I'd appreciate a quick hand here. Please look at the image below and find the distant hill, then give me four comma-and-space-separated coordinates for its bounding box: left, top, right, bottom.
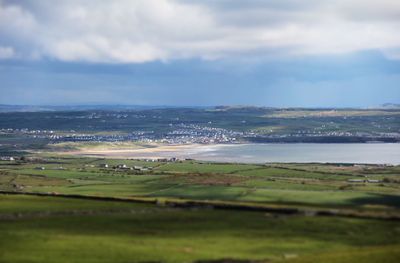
380, 103, 400, 109
0, 104, 184, 112
1, 104, 399, 113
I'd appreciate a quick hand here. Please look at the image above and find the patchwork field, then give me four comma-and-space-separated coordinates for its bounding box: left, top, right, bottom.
1, 156, 400, 262
1, 157, 400, 209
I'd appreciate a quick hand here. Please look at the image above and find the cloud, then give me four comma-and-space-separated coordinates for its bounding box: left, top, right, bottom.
1, 0, 400, 63
0, 46, 14, 59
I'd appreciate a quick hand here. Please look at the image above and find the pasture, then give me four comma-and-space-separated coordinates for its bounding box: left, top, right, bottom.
1, 156, 400, 262
0, 194, 399, 263
1, 157, 400, 210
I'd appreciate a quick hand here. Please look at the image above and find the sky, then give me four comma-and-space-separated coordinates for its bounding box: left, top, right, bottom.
0, 0, 399, 107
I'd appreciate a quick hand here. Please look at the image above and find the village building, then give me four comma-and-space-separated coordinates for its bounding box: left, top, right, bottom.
347, 179, 364, 183
0, 156, 15, 161
367, 179, 381, 183
116, 164, 130, 169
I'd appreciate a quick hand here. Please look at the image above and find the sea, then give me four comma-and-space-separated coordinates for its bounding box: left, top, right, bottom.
182, 143, 400, 164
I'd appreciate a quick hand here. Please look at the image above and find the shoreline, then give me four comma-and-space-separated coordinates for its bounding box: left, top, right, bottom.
58, 143, 217, 159
47, 142, 400, 165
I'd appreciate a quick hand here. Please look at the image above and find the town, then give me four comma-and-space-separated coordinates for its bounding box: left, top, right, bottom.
1, 123, 399, 145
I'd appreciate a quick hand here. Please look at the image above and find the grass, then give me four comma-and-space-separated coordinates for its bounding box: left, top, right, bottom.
236, 167, 352, 180
0, 194, 399, 263
1, 157, 400, 262
0, 194, 145, 213
1, 158, 399, 211
157, 162, 261, 174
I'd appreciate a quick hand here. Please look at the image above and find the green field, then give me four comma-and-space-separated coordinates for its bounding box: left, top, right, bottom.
1, 156, 400, 262
1, 158, 399, 209
1, 194, 399, 263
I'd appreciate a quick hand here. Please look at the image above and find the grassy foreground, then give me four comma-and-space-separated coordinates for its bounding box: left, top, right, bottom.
1, 156, 400, 262
1, 194, 400, 263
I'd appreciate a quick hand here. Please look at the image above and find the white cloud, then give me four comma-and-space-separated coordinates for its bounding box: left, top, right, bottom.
0, 46, 14, 59
1, 0, 400, 63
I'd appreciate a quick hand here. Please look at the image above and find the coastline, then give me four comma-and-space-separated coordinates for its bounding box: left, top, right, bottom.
49, 142, 400, 165
59, 143, 219, 159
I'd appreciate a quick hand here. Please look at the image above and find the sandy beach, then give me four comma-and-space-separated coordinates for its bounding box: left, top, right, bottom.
63, 143, 217, 159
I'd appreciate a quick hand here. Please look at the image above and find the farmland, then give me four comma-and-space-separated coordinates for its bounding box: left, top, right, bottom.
1, 0, 399, 260
0, 194, 400, 263
1, 157, 400, 209
1, 155, 400, 262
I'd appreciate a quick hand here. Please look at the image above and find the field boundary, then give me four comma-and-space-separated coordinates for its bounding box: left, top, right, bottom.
1, 190, 399, 221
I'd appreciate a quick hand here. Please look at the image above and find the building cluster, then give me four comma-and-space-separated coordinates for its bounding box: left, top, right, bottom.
248, 129, 400, 140
2, 119, 400, 145
0, 156, 14, 161
1, 128, 55, 134
100, 163, 154, 172
347, 179, 381, 183
161, 124, 244, 144
0, 124, 248, 144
